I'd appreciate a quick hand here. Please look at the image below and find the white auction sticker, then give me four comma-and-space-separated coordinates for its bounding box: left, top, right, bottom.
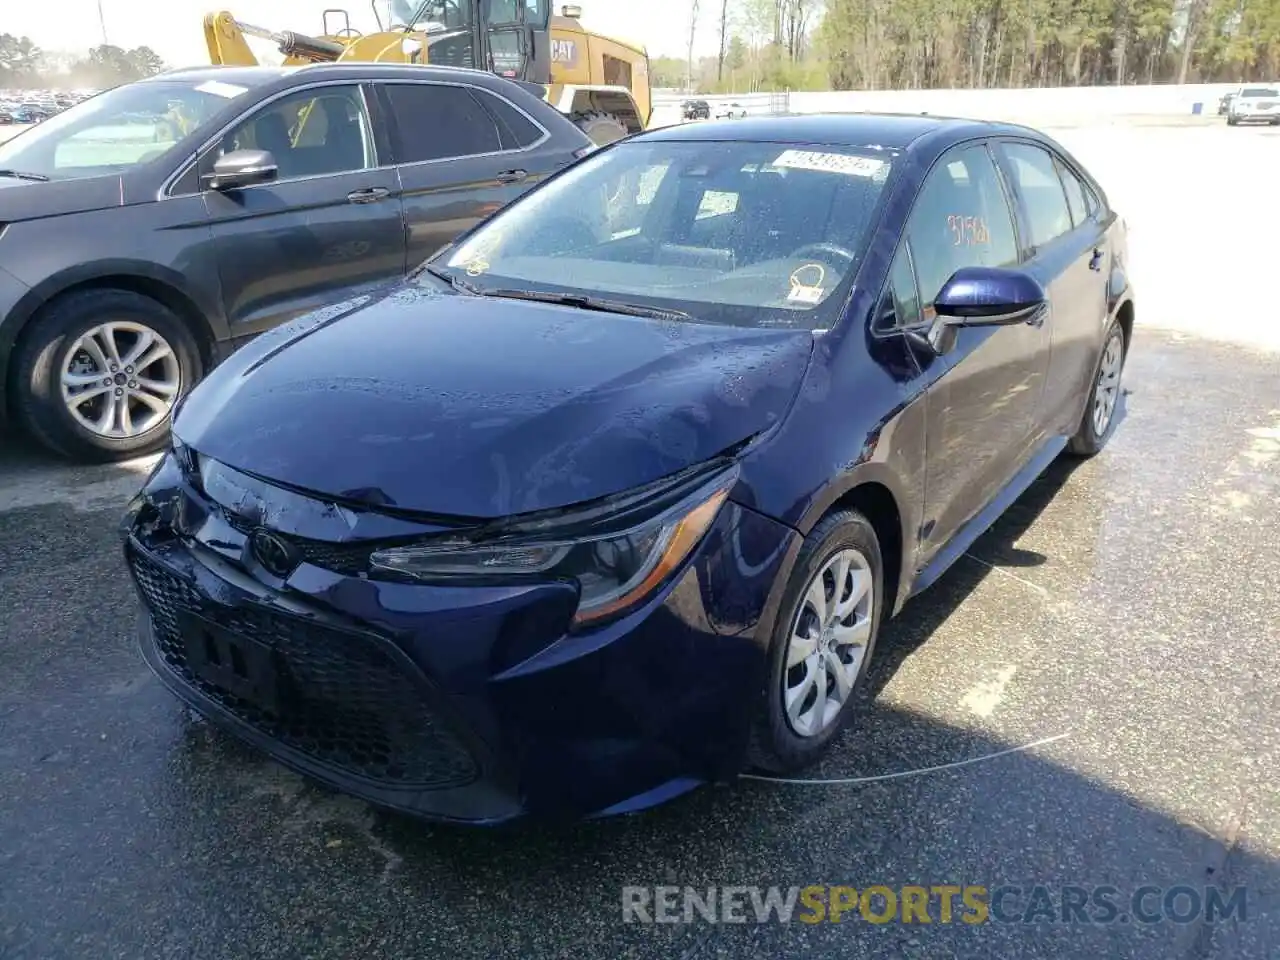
787, 284, 824, 304
195, 80, 249, 99
773, 149, 888, 178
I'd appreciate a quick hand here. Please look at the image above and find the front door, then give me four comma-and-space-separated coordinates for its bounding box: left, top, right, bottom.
202, 84, 406, 339
910, 142, 1053, 562
996, 140, 1112, 438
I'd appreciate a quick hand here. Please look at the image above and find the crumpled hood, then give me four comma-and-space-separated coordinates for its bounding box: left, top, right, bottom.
176, 285, 815, 519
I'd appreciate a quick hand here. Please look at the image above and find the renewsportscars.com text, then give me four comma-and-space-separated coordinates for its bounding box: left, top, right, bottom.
621, 884, 1248, 926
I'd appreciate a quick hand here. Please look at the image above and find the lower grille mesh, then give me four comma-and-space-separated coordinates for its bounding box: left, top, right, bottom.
129, 545, 477, 789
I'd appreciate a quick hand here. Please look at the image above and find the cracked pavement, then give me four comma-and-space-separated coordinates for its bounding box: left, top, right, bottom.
1, 121, 1278, 959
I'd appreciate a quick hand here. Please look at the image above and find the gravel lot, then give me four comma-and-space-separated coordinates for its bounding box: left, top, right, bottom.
1, 116, 1278, 959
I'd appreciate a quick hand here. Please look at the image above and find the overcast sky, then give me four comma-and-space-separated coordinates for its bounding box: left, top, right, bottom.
8, 0, 722, 64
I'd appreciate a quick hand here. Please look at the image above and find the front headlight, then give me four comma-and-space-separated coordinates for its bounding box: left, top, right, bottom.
370, 467, 737, 629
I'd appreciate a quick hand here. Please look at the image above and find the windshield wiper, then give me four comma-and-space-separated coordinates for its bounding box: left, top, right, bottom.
0, 169, 50, 182
483, 288, 695, 323
421, 263, 483, 296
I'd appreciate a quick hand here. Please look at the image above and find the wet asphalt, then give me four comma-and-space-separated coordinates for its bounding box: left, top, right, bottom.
2, 326, 1278, 960
4, 117, 1280, 958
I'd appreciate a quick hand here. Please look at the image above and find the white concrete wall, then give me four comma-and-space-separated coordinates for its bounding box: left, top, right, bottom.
654, 83, 1245, 126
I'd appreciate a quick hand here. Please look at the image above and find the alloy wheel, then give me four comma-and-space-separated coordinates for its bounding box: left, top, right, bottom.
1092, 330, 1124, 437
781, 547, 874, 738
60, 321, 181, 439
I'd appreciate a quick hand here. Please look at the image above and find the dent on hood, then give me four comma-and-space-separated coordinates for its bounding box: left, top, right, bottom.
176, 286, 817, 519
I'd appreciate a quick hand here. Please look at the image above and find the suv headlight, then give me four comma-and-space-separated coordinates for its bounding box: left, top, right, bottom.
370, 466, 738, 628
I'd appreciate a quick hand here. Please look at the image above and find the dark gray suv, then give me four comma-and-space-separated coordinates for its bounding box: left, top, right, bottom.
0, 63, 593, 461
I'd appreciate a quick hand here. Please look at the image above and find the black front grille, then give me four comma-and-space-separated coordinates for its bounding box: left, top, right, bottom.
130, 545, 478, 790
223, 512, 373, 575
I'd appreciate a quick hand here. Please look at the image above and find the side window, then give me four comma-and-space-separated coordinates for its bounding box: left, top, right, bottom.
1054, 158, 1088, 227
905, 144, 1019, 310
1001, 142, 1073, 249
383, 83, 502, 162
475, 89, 544, 150
877, 247, 922, 331
219, 86, 373, 181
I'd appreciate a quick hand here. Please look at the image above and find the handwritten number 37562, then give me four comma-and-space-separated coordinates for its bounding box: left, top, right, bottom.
948, 215, 990, 246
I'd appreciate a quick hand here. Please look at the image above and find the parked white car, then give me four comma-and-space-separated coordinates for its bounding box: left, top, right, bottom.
715, 102, 748, 118
1226, 85, 1280, 125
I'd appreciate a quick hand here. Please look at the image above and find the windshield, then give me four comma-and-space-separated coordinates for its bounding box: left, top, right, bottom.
0, 79, 257, 181
1241, 87, 1278, 98
429, 139, 895, 331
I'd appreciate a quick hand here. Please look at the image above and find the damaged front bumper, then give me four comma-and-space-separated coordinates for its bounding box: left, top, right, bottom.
123, 450, 801, 823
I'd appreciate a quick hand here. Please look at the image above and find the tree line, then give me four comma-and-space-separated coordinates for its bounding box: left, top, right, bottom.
0, 33, 165, 90
658, 0, 1280, 92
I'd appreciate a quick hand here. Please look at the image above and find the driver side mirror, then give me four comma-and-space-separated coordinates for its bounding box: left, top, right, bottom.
933, 265, 1046, 326
907, 265, 1047, 356
202, 149, 278, 192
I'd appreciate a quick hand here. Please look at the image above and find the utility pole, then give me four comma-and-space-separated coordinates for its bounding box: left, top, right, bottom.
97, 0, 110, 45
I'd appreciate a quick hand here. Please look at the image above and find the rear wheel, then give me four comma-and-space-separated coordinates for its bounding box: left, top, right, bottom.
571, 110, 629, 146
12, 289, 203, 462
1067, 319, 1126, 457
748, 509, 883, 773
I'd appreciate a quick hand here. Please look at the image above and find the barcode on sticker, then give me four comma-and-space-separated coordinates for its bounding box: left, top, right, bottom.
773, 150, 887, 178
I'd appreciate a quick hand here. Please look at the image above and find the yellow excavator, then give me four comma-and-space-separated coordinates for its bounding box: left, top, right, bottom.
203, 0, 651, 144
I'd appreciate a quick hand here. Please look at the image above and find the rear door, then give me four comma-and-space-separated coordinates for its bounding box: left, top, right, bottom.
906, 142, 1053, 561
994, 140, 1110, 439
375, 80, 571, 267
201, 83, 406, 339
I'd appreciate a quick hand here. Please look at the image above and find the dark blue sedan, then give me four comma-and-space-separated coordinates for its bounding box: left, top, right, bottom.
124, 113, 1133, 823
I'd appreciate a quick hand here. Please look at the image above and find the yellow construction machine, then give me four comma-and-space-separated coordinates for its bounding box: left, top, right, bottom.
202, 1, 650, 144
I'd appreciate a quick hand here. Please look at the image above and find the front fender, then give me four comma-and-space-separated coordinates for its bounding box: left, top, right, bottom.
0, 259, 226, 423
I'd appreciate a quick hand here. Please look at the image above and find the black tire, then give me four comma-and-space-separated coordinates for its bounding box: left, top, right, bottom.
747, 509, 885, 774
1067, 318, 1127, 458
12, 289, 203, 462
1227, 115, 1239, 126
571, 110, 630, 146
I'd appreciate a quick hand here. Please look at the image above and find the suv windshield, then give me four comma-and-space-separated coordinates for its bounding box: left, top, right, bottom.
0, 78, 259, 181
429, 139, 895, 330
1241, 87, 1278, 98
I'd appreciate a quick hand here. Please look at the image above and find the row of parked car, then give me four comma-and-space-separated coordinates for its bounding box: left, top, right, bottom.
1216, 83, 1280, 124
0, 88, 98, 124
681, 98, 750, 120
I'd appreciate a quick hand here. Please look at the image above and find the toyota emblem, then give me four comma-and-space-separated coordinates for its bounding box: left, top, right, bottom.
250, 528, 297, 577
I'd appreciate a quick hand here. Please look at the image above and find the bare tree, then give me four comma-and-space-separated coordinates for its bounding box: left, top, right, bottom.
718, 0, 731, 81
687, 0, 701, 92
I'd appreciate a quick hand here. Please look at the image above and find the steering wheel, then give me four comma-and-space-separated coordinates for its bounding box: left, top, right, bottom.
788, 242, 858, 269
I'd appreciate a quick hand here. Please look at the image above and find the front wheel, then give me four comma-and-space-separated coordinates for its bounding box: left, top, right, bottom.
12, 289, 203, 462
1067, 318, 1126, 457
748, 509, 884, 774
1227, 115, 1239, 126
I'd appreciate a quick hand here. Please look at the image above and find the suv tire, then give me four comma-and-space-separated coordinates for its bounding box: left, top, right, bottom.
13, 289, 203, 462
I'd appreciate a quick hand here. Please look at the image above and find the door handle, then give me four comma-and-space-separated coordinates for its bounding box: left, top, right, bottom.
347, 187, 390, 204
496, 169, 528, 184
1088, 247, 1104, 271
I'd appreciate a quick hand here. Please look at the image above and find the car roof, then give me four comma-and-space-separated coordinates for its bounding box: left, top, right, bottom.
150, 62, 524, 90
641, 112, 1040, 150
